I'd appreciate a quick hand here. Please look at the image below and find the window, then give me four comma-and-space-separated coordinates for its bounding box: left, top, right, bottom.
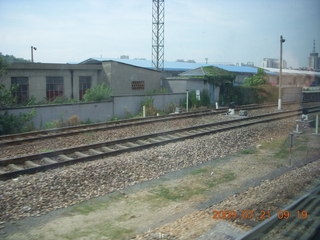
46, 77, 64, 101
11, 77, 28, 103
79, 76, 91, 100
132, 81, 144, 90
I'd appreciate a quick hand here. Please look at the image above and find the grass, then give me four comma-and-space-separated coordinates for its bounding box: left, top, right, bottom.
39, 149, 54, 153
69, 193, 125, 215
60, 222, 134, 240
240, 148, 257, 154
204, 171, 236, 188
272, 135, 310, 159
191, 167, 210, 175
150, 185, 206, 202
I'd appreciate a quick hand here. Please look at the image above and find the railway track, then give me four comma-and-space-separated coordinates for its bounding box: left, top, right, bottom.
0, 102, 300, 146
237, 183, 320, 240
1, 106, 319, 181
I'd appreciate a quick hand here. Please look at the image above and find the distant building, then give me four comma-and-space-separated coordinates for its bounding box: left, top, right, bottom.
262, 67, 320, 88
262, 58, 287, 69
308, 40, 320, 70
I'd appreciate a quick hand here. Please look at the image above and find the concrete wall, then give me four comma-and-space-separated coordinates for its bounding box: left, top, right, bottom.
282, 87, 302, 102
102, 62, 161, 96
0, 93, 185, 129
234, 73, 253, 86
163, 79, 207, 93
302, 91, 320, 102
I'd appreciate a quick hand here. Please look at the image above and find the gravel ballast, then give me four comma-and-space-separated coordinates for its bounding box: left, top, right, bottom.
0, 118, 298, 222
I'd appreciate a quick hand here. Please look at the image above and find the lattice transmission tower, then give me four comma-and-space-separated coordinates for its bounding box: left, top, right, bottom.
152, 0, 165, 70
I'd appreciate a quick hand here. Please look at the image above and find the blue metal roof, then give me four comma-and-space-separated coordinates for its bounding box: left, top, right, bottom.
81, 58, 265, 74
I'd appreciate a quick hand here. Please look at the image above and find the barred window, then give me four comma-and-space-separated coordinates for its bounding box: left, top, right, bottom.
46, 77, 64, 101
79, 76, 91, 100
131, 81, 144, 90
11, 77, 29, 103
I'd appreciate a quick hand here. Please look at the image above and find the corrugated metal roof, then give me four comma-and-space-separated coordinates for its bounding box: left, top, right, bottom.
263, 67, 320, 76
81, 58, 262, 74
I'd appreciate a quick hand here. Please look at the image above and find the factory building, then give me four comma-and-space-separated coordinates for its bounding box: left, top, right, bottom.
308, 40, 320, 71
261, 58, 287, 69
163, 65, 261, 104
1, 63, 103, 103
0, 60, 162, 103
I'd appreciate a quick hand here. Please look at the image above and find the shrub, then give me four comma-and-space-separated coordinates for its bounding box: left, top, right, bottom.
140, 96, 157, 116
219, 85, 278, 106
83, 83, 112, 102
0, 109, 36, 135
67, 115, 81, 126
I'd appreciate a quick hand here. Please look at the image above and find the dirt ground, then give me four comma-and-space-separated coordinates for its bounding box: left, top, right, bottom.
2, 125, 320, 240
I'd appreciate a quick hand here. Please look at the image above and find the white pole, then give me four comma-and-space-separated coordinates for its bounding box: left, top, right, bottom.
186, 90, 189, 112
316, 114, 319, 134
278, 35, 285, 111
215, 102, 219, 109
143, 105, 146, 118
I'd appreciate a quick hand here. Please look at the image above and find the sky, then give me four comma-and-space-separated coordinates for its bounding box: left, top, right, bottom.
0, 0, 319, 68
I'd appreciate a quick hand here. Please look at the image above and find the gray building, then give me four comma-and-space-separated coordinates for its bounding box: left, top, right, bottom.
0, 60, 162, 104
308, 40, 320, 71
164, 65, 260, 104
1, 63, 103, 103
262, 58, 287, 69
82, 60, 161, 96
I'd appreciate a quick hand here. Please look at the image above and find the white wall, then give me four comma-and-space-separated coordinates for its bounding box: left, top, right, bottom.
0, 93, 185, 128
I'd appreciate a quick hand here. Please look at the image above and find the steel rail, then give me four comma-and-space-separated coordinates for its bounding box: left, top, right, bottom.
237, 183, 320, 240
1, 106, 319, 180
0, 102, 303, 146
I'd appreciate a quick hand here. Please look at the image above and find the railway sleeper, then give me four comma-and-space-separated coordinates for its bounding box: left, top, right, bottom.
74, 151, 89, 158
136, 140, 150, 145
8, 164, 23, 171
166, 134, 180, 139
25, 161, 40, 168
89, 149, 103, 155
126, 142, 140, 147
174, 133, 190, 137
147, 138, 161, 143
42, 157, 57, 164
101, 146, 115, 152
58, 154, 74, 161
155, 136, 171, 141
116, 144, 129, 150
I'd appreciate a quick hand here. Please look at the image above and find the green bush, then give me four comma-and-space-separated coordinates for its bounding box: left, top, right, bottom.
140, 96, 158, 116
243, 68, 267, 86
219, 85, 278, 106
0, 109, 36, 135
180, 89, 211, 109
83, 83, 112, 102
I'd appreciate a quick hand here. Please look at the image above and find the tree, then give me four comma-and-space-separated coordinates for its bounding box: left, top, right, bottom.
243, 68, 268, 86
0, 57, 17, 108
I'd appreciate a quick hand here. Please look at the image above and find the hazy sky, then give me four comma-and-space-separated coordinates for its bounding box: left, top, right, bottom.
1, 0, 319, 67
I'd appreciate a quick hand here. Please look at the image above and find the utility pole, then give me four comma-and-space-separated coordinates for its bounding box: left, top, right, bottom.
278, 36, 285, 110
152, 0, 165, 70
31, 46, 37, 62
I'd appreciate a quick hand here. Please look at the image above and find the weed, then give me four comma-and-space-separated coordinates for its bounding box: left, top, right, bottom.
191, 167, 210, 175
240, 148, 257, 154
69, 193, 124, 215
67, 115, 80, 126
150, 185, 205, 202
204, 171, 236, 188
60, 222, 133, 240
39, 149, 54, 153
